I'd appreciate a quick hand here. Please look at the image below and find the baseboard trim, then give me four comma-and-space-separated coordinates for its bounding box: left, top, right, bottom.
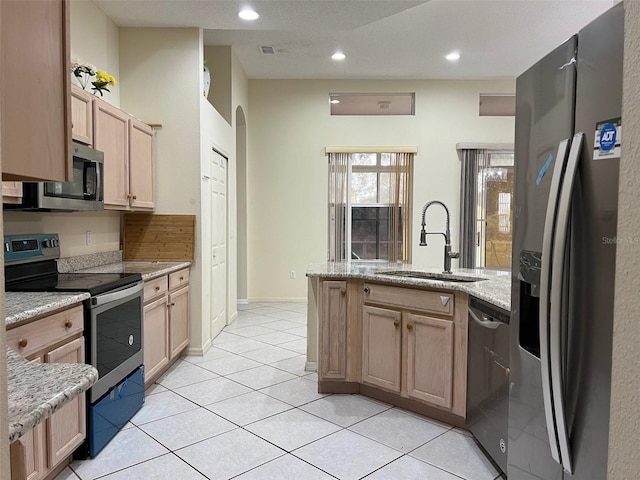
237, 299, 249, 305
185, 337, 211, 357
247, 297, 307, 303
228, 311, 238, 323
305, 361, 317, 372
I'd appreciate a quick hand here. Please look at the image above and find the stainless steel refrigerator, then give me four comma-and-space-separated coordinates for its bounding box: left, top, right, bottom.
509, 3, 623, 480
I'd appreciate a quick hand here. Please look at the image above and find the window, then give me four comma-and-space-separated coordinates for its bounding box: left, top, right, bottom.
329, 94, 415, 116
328, 152, 413, 263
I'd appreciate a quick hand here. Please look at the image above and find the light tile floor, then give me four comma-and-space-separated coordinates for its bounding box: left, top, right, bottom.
57, 303, 503, 480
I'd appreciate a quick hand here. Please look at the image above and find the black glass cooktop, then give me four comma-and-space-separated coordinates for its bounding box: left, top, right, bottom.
6, 272, 142, 296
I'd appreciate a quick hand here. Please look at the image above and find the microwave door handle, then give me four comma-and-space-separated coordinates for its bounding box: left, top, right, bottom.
540, 137, 571, 466
549, 132, 583, 474
95, 161, 102, 200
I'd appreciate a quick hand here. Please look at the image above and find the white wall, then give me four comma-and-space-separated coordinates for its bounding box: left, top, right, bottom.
70, 0, 120, 108
609, 1, 640, 477
247, 79, 515, 301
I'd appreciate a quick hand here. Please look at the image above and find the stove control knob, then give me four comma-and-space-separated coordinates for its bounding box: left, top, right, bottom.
4, 243, 9, 253
42, 239, 50, 248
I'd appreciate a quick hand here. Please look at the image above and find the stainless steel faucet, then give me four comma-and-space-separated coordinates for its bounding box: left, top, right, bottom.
420, 200, 459, 274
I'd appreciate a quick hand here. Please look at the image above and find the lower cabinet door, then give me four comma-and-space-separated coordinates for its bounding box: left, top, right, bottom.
169, 285, 190, 359
362, 305, 401, 392
45, 337, 86, 468
404, 313, 454, 408
319, 280, 348, 380
143, 295, 170, 383
10, 424, 46, 480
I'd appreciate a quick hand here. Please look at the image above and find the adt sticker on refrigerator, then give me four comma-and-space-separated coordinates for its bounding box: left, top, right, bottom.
593, 117, 621, 160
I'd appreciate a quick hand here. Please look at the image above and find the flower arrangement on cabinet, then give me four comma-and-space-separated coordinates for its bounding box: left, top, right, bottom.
71, 59, 117, 96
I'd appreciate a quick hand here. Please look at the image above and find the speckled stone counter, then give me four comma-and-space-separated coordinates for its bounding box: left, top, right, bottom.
5, 292, 90, 328
306, 262, 511, 311
7, 347, 98, 443
76, 260, 191, 281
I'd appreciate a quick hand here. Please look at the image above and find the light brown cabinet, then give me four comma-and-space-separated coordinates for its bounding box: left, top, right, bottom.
7, 306, 86, 480
318, 279, 468, 420
93, 97, 155, 211
1, 0, 72, 182
2, 182, 23, 204
362, 305, 402, 392
71, 85, 94, 145
143, 268, 190, 385
319, 280, 348, 381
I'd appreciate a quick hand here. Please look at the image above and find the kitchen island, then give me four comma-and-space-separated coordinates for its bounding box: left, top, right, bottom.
306, 262, 511, 426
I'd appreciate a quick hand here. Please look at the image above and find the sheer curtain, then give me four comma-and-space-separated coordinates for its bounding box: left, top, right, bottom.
459, 149, 486, 268
328, 152, 349, 261
328, 151, 413, 263
388, 152, 413, 263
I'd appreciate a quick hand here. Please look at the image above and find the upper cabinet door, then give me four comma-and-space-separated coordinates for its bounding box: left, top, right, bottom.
1, 0, 72, 182
129, 119, 155, 210
71, 85, 93, 146
93, 97, 130, 208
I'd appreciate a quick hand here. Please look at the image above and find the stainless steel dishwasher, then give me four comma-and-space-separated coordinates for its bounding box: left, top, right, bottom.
466, 296, 510, 474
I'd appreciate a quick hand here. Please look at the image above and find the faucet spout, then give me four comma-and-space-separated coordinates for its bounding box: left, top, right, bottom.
419, 200, 459, 274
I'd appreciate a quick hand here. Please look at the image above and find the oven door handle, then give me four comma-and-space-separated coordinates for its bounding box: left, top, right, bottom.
91, 281, 143, 306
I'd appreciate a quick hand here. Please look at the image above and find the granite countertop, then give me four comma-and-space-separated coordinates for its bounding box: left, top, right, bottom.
5, 292, 90, 328
306, 262, 511, 311
7, 347, 98, 443
76, 260, 192, 281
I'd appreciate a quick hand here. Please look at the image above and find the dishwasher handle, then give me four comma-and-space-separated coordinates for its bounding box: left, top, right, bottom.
469, 307, 503, 330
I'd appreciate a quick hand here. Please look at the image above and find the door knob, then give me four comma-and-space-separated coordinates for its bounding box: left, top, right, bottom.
407, 324, 413, 331
393, 320, 400, 328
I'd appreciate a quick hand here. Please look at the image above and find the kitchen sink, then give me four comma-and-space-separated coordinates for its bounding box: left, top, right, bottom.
378, 270, 486, 282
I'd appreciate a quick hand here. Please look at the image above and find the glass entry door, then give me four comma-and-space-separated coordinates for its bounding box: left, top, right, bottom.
475, 152, 514, 269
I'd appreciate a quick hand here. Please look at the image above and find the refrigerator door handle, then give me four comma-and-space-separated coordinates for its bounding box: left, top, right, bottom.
549, 132, 584, 474
540, 137, 571, 466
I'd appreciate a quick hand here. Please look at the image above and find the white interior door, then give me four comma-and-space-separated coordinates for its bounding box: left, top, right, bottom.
211, 148, 227, 336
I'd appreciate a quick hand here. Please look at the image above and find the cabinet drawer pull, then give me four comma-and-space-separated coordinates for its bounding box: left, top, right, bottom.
340, 287, 346, 296
18, 338, 28, 348
155, 286, 160, 291
407, 324, 413, 331
393, 320, 400, 328
65, 320, 73, 329
364, 287, 370, 295
179, 276, 184, 281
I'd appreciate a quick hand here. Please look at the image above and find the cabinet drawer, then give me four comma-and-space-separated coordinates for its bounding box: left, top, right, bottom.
6, 306, 84, 359
169, 268, 189, 290
363, 283, 454, 317
144, 275, 168, 302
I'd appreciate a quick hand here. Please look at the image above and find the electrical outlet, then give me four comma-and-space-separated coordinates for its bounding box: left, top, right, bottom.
290, 270, 296, 279
86, 231, 92, 246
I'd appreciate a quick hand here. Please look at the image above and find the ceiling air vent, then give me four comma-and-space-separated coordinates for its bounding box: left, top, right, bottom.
259, 46, 275, 55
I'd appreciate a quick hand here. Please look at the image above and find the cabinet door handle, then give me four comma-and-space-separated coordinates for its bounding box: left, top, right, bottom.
393, 320, 400, 328
18, 338, 28, 348
65, 320, 73, 329
340, 287, 346, 296
364, 287, 370, 295
132, 195, 137, 200
167, 302, 176, 307
155, 286, 160, 291
126, 194, 132, 199
407, 324, 413, 331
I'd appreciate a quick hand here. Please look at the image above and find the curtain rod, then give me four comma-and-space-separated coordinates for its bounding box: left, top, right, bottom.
325, 146, 418, 154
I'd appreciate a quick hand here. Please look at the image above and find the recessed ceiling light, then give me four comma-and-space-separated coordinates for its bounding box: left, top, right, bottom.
332, 52, 346, 61
238, 9, 259, 20
446, 51, 461, 61
330, 99, 340, 104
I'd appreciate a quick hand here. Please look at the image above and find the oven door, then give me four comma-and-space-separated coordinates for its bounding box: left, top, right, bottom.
87, 281, 144, 403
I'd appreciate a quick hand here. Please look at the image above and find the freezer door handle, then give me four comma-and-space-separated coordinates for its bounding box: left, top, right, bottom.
540, 137, 571, 466
549, 132, 584, 474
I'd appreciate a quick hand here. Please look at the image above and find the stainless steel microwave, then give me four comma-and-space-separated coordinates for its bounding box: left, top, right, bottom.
4, 142, 104, 211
